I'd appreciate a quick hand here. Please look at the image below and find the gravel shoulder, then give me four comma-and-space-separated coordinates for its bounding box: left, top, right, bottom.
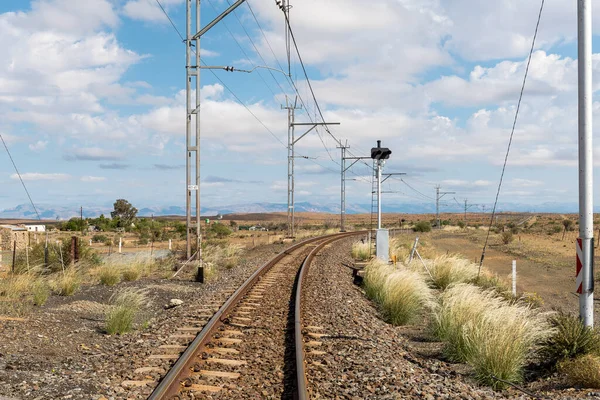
0, 242, 285, 400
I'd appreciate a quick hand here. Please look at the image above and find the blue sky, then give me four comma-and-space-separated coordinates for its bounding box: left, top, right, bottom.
1, 0, 600, 214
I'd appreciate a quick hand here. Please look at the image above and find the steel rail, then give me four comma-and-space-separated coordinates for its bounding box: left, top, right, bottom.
294, 232, 360, 399
148, 231, 361, 400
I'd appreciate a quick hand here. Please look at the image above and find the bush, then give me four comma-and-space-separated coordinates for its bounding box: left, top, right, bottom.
381, 269, 433, 325
548, 225, 563, 235
351, 242, 371, 261
457, 221, 466, 229
427, 255, 478, 290
559, 354, 600, 388
413, 221, 432, 233
52, 269, 81, 296
541, 312, 600, 363
98, 266, 121, 286
92, 234, 108, 243
105, 288, 148, 335
500, 231, 514, 244
208, 223, 232, 238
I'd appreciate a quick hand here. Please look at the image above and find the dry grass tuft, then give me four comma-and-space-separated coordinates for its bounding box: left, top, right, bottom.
363, 259, 395, 303
51, 269, 81, 296
105, 288, 148, 335
351, 241, 371, 261
559, 354, 600, 388
381, 268, 433, 325
427, 255, 478, 290
98, 266, 121, 286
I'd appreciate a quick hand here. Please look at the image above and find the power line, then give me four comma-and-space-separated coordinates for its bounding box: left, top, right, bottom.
479, 0, 545, 273
398, 178, 435, 200
205, 0, 279, 99
154, 0, 287, 148
224, 0, 289, 96
0, 134, 42, 221
246, 0, 287, 77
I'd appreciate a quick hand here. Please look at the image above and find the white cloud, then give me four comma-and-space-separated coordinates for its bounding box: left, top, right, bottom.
29, 140, 48, 152
11, 173, 70, 181
81, 176, 107, 182
65, 147, 125, 161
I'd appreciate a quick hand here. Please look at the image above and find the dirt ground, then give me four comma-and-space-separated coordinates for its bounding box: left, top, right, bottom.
419, 228, 593, 317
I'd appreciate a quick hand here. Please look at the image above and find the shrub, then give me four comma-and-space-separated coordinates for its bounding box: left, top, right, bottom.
559, 355, 600, 388
500, 231, 514, 244
52, 269, 81, 296
472, 271, 510, 296
351, 242, 371, 261
381, 269, 433, 325
413, 221, 432, 233
548, 225, 563, 235
105, 288, 148, 335
428, 255, 478, 290
541, 312, 600, 363
457, 221, 466, 229
208, 223, 232, 238
98, 266, 121, 286
363, 259, 395, 303
92, 234, 108, 243
0, 273, 33, 299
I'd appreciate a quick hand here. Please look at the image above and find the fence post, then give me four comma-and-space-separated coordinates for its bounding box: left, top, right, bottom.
512, 260, 517, 297
119, 237, 122, 253
71, 236, 79, 264
12, 240, 16, 273
169, 239, 172, 250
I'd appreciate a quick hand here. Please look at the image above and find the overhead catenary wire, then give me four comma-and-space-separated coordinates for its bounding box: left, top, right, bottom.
0, 133, 42, 222
478, 0, 545, 276
154, 0, 287, 148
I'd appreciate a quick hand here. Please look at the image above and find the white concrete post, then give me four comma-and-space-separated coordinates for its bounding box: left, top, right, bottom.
118, 237, 122, 253
512, 260, 517, 297
169, 239, 172, 250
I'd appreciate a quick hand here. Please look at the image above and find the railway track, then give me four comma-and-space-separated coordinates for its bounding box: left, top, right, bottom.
143, 231, 361, 399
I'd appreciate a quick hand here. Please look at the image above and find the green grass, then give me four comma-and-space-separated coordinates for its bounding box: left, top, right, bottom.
541, 311, 600, 363
105, 288, 148, 335
31, 280, 50, 306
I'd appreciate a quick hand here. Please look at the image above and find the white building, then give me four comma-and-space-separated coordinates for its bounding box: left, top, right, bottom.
25, 224, 46, 232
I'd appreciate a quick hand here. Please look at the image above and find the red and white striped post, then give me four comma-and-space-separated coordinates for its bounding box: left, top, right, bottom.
578, 0, 594, 327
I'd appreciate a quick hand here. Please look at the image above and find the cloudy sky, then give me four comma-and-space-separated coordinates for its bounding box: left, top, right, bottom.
0, 0, 599, 213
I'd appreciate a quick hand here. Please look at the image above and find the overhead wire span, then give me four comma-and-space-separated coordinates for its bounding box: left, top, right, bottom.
0, 134, 42, 222
154, 0, 287, 148
398, 178, 435, 201
478, 0, 545, 276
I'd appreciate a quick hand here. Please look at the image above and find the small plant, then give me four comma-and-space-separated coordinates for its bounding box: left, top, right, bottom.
105, 288, 148, 335
521, 292, 544, 308
413, 221, 432, 233
52, 269, 81, 296
541, 311, 600, 363
500, 231, 514, 245
32, 280, 50, 306
98, 266, 121, 286
122, 266, 141, 281
351, 241, 371, 261
381, 269, 433, 325
559, 354, 600, 388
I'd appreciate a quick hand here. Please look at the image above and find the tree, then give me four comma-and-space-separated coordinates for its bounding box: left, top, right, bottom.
111, 199, 138, 228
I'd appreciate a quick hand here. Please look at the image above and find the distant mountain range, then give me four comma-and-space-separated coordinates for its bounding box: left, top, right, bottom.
0, 201, 592, 220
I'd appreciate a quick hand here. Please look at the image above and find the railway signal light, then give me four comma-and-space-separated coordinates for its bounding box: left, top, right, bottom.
371, 140, 392, 160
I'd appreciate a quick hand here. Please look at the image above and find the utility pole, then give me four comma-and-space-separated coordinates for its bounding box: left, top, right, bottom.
578, 0, 594, 326
283, 97, 339, 237
185, 0, 247, 261
370, 140, 392, 261
463, 199, 478, 225
435, 186, 455, 229
338, 142, 371, 232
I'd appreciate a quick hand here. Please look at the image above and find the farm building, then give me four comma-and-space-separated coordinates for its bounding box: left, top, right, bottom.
0, 225, 28, 252
25, 224, 46, 232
